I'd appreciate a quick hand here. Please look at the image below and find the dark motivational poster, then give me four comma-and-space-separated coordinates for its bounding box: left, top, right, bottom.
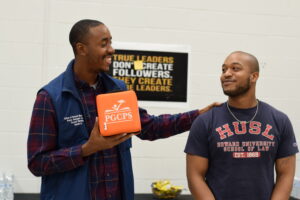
108, 49, 188, 102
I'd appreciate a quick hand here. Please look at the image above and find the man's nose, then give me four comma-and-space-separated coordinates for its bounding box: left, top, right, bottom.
223, 69, 232, 77
108, 44, 115, 54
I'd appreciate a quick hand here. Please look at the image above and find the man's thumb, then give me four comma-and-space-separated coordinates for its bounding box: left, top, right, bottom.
94, 117, 99, 130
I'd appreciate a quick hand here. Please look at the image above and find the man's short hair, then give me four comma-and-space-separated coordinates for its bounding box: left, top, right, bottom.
232, 51, 260, 72
69, 19, 104, 55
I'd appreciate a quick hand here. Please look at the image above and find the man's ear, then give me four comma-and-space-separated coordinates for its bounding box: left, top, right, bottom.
76, 42, 87, 56
250, 72, 259, 83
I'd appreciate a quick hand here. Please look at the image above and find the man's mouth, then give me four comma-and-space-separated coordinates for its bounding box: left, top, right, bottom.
105, 56, 112, 65
222, 80, 235, 86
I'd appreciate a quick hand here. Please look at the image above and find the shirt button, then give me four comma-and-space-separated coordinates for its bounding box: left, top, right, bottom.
108, 194, 112, 198
106, 173, 110, 177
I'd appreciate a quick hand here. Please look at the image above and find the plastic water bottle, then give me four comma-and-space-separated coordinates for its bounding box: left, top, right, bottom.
0, 172, 14, 200
4, 172, 14, 200
0, 172, 5, 200
291, 177, 300, 199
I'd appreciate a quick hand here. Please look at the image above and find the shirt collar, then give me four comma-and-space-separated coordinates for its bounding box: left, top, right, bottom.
73, 67, 103, 90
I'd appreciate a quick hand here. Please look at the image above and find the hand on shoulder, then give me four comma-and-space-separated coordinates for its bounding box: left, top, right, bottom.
198, 102, 222, 115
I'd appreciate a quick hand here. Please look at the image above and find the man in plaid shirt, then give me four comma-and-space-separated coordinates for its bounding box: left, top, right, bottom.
27, 19, 217, 200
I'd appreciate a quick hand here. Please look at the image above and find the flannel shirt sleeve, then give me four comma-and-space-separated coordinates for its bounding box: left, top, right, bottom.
27, 90, 85, 176
137, 107, 199, 140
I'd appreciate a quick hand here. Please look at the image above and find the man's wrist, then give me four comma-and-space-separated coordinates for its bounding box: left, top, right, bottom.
81, 142, 94, 157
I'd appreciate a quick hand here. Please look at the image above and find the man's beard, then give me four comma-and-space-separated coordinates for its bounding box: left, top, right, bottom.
222, 77, 251, 97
